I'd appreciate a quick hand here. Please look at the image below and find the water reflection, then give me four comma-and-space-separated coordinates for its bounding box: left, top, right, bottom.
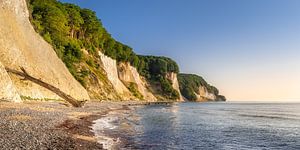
127, 102, 300, 150
132, 104, 180, 149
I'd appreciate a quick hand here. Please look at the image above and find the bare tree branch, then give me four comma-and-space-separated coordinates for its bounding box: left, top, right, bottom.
5, 67, 86, 107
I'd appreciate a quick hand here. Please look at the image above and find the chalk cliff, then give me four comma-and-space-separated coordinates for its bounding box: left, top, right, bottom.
165, 72, 183, 101
118, 62, 157, 101
178, 73, 226, 102
0, 0, 90, 101
0, 62, 21, 102
98, 52, 134, 100
0, 0, 225, 103
195, 86, 217, 101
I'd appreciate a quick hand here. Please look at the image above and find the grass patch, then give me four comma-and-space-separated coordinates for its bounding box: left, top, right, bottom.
20, 95, 62, 102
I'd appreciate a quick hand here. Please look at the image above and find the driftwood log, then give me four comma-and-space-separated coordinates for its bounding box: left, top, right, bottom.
5, 67, 86, 107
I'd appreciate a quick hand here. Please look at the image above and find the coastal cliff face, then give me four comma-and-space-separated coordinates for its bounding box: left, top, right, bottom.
0, 0, 90, 100
0, 62, 21, 102
118, 62, 157, 101
195, 86, 217, 101
0, 0, 225, 103
178, 74, 226, 102
98, 52, 134, 100
165, 72, 183, 101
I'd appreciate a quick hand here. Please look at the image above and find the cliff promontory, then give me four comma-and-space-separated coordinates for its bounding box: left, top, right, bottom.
178, 74, 226, 101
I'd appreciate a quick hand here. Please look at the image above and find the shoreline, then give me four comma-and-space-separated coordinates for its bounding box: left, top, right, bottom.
0, 100, 143, 149
0, 100, 177, 149
59, 102, 136, 149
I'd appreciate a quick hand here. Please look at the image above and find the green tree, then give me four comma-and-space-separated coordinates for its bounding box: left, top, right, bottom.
29, 0, 182, 100
64, 4, 84, 39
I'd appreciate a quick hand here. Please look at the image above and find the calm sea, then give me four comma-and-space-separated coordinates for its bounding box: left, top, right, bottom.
94, 102, 300, 150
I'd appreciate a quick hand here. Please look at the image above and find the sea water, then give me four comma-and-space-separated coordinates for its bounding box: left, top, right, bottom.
94, 102, 300, 150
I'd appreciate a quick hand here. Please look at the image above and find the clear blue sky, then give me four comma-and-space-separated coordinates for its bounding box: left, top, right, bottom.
61, 0, 300, 101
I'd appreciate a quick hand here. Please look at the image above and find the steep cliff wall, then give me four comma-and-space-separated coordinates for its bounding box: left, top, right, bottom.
0, 62, 21, 102
98, 52, 134, 100
165, 72, 183, 101
0, 0, 90, 100
195, 86, 217, 101
118, 62, 157, 101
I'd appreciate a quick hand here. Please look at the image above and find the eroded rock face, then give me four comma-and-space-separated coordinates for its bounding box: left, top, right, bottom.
165, 72, 183, 101
0, 62, 21, 102
0, 0, 90, 100
195, 86, 216, 101
118, 62, 157, 101
98, 52, 133, 100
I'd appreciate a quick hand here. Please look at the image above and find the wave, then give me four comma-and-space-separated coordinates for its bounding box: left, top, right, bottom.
238, 114, 299, 120
91, 113, 120, 150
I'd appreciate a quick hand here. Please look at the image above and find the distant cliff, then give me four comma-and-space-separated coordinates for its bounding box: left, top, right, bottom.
178, 74, 226, 101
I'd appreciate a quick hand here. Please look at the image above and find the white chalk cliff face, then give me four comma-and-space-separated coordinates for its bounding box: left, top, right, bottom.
165, 72, 183, 100
0, 0, 90, 100
98, 52, 133, 100
0, 62, 21, 102
118, 62, 157, 101
195, 86, 216, 101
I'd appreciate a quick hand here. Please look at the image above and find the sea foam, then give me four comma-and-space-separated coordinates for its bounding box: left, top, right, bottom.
91, 112, 120, 150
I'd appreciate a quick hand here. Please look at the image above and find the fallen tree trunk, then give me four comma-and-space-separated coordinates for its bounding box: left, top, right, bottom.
5, 67, 86, 107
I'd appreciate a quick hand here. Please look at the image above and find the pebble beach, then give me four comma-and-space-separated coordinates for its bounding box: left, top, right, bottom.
0, 101, 136, 149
